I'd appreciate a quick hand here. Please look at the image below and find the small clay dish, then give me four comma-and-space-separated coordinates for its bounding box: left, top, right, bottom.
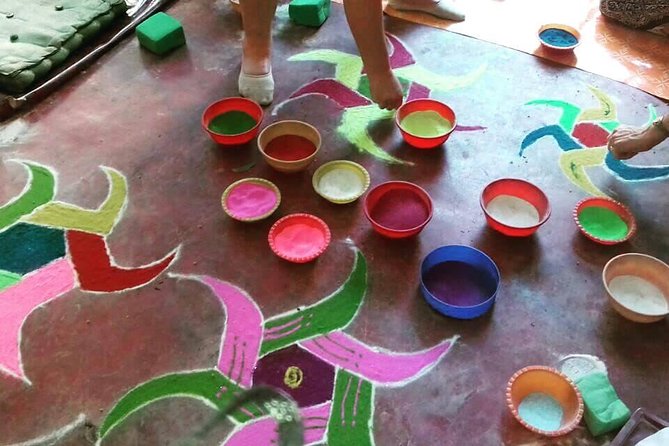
396, 99, 457, 149
573, 197, 636, 245
602, 253, 669, 323
312, 160, 370, 204
480, 178, 551, 237
268, 213, 331, 263
538, 23, 581, 51
506, 366, 584, 437
420, 245, 500, 320
222, 178, 281, 222
363, 181, 433, 239
258, 120, 321, 173
202, 97, 263, 146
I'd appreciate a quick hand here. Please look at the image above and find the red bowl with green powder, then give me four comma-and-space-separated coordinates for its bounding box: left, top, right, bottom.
364, 181, 433, 238
574, 197, 636, 245
202, 97, 264, 146
396, 99, 456, 149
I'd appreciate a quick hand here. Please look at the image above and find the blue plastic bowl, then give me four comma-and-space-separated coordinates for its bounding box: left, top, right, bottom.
420, 245, 500, 319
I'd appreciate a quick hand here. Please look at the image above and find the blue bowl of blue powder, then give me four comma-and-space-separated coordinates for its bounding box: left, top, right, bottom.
538, 24, 581, 51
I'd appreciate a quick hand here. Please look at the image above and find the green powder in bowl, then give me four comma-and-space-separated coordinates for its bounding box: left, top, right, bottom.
400, 110, 453, 138
578, 206, 629, 241
208, 111, 257, 135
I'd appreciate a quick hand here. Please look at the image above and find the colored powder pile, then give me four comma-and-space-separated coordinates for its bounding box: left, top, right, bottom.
400, 111, 452, 138
318, 168, 365, 201
485, 195, 540, 228
208, 111, 257, 135
423, 261, 496, 306
265, 135, 317, 161
225, 183, 278, 219
518, 393, 564, 432
370, 189, 429, 230
608, 275, 668, 315
539, 28, 578, 48
273, 221, 326, 258
578, 207, 629, 241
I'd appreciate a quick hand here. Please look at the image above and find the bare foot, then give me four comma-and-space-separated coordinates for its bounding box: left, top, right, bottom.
607, 124, 667, 160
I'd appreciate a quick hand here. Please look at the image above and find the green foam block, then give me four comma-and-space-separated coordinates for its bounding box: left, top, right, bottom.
575, 372, 631, 437
136, 12, 186, 55
289, 0, 331, 27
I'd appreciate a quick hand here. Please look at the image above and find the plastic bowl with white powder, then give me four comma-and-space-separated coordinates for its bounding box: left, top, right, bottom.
312, 160, 370, 204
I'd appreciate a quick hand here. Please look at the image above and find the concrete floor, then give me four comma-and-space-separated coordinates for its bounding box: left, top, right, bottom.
0, 1, 668, 445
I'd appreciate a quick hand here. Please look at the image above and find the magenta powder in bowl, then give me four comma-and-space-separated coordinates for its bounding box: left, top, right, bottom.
222, 178, 281, 222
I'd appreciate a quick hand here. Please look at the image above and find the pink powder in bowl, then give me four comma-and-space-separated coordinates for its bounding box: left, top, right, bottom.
225, 181, 279, 221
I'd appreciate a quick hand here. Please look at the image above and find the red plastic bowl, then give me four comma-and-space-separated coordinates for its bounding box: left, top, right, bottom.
364, 181, 433, 239
268, 213, 331, 263
573, 197, 636, 245
202, 97, 264, 146
480, 178, 551, 237
395, 99, 457, 149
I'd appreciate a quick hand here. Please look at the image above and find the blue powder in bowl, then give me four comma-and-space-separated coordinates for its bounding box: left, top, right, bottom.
518, 392, 564, 431
539, 28, 578, 48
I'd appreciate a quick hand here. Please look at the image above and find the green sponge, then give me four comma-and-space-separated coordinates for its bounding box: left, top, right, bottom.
136, 12, 186, 55
575, 372, 631, 436
289, 0, 331, 27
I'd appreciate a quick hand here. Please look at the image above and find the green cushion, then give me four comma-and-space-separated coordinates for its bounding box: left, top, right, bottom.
289, 0, 331, 27
136, 12, 185, 55
0, 0, 126, 93
575, 372, 631, 436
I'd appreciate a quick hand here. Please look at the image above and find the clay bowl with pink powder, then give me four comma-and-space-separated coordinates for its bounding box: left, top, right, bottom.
222, 178, 281, 222
363, 181, 433, 239
268, 213, 331, 263
258, 120, 321, 173
420, 245, 500, 319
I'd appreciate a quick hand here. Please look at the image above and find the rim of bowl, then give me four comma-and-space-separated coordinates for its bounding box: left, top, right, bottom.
202, 97, 264, 137
364, 181, 434, 234
505, 365, 584, 437
479, 178, 552, 230
221, 177, 281, 222
258, 120, 322, 165
573, 197, 637, 244
312, 160, 371, 203
602, 252, 669, 317
537, 23, 582, 50
268, 213, 332, 262
395, 99, 458, 140
420, 244, 501, 309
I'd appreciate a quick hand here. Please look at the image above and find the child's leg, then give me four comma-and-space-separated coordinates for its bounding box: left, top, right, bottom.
239, 0, 278, 105
387, 0, 465, 22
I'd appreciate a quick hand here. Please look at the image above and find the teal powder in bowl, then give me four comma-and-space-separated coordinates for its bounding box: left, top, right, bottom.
518, 392, 564, 431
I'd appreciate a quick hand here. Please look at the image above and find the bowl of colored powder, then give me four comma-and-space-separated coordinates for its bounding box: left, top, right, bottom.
202, 97, 264, 146
268, 213, 331, 263
312, 160, 370, 204
222, 177, 281, 222
480, 178, 551, 237
363, 181, 433, 238
602, 253, 669, 323
395, 99, 456, 149
538, 23, 581, 51
420, 245, 500, 319
574, 197, 636, 245
507, 366, 584, 437
258, 120, 321, 173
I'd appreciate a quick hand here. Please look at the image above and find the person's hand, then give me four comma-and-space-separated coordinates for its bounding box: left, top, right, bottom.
607, 124, 666, 160
367, 70, 404, 110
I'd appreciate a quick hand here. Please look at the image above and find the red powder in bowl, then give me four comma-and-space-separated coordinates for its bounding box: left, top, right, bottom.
370, 189, 429, 230
265, 135, 317, 161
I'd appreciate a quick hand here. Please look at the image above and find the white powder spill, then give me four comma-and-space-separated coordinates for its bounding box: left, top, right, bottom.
318, 169, 364, 201
485, 195, 540, 228
609, 275, 668, 316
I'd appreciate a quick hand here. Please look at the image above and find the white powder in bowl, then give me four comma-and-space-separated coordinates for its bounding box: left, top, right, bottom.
485, 195, 540, 228
318, 168, 364, 201
609, 275, 669, 316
